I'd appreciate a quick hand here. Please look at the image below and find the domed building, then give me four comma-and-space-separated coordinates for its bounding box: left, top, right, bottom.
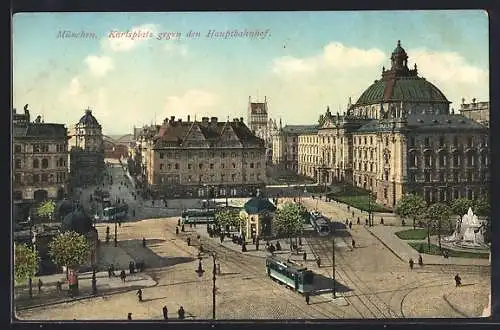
69, 108, 105, 186
302, 40, 489, 207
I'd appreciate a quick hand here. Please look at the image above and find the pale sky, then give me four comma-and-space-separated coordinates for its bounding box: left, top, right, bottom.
12, 11, 489, 135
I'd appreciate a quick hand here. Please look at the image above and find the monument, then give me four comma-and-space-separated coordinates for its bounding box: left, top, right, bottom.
443, 207, 488, 249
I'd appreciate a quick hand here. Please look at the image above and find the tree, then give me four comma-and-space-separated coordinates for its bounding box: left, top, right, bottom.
395, 194, 427, 229
48, 231, 90, 279
215, 209, 242, 230
450, 198, 473, 217
427, 203, 451, 250
14, 243, 40, 298
473, 196, 490, 217
37, 200, 56, 221
273, 203, 304, 249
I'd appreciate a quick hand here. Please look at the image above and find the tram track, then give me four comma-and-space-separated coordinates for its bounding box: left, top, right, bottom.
168, 225, 344, 319
306, 235, 393, 319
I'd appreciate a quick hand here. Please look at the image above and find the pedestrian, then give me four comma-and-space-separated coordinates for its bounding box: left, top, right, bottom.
120, 270, 127, 283
56, 280, 62, 293
220, 234, 224, 243
256, 240, 259, 251
178, 219, 181, 226
409, 258, 414, 270
305, 292, 310, 305
187, 237, 191, 246
129, 261, 135, 274
142, 237, 146, 247
37, 279, 43, 293
454, 274, 462, 287
418, 255, 423, 267
190, 223, 192, 228
176, 227, 179, 235
127, 313, 132, 320
349, 221, 352, 230
181, 224, 185, 232
108, 265, 112, 278
365, 218, 368, 225
303, 251, 307, 261
136, 288, 143, 302
178, 306, 185, 319
276, 241, 281, 251
162, 305, 168, 320
357, 217, 360, 225
380, 217, 384, 225
352, 239, 356, 248
316, 256, 321, 268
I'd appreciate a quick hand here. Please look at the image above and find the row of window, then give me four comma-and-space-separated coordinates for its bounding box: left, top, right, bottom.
14, 158, 67, 169
159, 173, 262, 183
158, 151, 262, 159
409, 136, 487, 148
158, 162, 262, 171
408, 171, 487, 183
14, 172, 67, 184
409, 153, 488, 168
14, 144, 67, 153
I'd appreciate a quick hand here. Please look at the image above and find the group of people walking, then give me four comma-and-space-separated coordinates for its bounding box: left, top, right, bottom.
127, 289, 186, 321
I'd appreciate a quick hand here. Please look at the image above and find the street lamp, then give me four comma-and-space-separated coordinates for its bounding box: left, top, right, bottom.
114, 211, 118, 247
364, 179, 374, 227
196, 251, 218, 319
332, 219, 336, 299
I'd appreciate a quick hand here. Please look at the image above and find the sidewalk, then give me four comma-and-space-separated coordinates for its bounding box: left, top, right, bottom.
15, 270, 156, 311
365, 225, 490, 266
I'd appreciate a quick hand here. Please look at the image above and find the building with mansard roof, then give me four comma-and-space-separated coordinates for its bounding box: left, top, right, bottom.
297, 40, 489, 208
137, 115, 267, 198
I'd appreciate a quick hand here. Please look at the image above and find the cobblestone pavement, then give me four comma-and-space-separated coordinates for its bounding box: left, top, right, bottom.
300, 197, 490, 318
18, 179, 489, 320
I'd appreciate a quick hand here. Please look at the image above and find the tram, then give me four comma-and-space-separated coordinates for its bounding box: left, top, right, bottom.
309, 211, 331, 236
181, 209, 216, 225
265, 256, 314, 294
102, 203, 129, 221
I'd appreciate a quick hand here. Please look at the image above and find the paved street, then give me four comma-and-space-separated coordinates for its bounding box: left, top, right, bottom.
15, 166, 490, 320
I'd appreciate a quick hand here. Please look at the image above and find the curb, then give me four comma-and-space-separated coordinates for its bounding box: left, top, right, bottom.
16, 278, 158, 312
364, 227, 491, 268
364, 226, 405, 262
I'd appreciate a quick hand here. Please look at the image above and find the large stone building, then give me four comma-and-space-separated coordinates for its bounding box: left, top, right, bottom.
13, 105, 69, 209
137, 115, 267, 198
69, 109, 105, 186
459, 98, 489, 127
272, 123, 318, 173
295, 41, 489, 207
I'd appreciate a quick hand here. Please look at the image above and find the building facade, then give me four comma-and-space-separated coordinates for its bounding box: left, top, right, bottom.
296, 41, 489, 208
272, 122, 318, 173
13, 105, 69, 205
69, 109, 105, 187
459, 98, 489, 127
138, 115, 267, 198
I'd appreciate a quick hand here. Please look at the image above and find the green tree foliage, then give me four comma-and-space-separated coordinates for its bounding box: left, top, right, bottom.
426, 203, 451, 250
37, 200, 56, 219
273, 203, 304, 239
450, 198, 473, 216
14, 243, 40, 285
215, 209, 242, 229
395, 194, 427, 229
473, 196, 490, 217
48, 231, 90, 273
296, 203, 310, 223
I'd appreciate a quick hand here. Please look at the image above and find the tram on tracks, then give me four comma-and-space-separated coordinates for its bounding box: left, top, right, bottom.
181, 209, 216, 225
309, 211, 331, 236
265, 255, 314, 294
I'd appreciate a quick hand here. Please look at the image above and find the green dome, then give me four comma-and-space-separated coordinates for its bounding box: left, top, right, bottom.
355, 76, 449, 106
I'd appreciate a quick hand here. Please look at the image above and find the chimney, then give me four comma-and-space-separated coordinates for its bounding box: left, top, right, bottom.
210, 117, 218, 124
187, 115, 191, 122
472, 98, 476, 103
240, 117, 244, 123
202, 117, 209, 123
233, 118, 239, 122
178, 118, 182, 123
170, 116, 175, 123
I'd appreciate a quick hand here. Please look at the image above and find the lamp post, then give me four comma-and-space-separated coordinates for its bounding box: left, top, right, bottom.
114, 211, 118, 247
332, 218, 336, 299
196, 251, 218, 319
